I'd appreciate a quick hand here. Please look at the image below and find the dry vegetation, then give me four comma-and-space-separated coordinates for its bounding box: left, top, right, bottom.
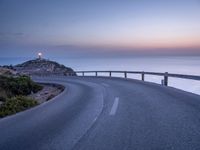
0, 75, 42, 117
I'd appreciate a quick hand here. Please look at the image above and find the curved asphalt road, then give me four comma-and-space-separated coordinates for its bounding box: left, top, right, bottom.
0, 76, 200, 150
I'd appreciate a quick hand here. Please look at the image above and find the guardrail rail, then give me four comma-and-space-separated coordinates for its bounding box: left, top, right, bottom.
73, 71, 200, 86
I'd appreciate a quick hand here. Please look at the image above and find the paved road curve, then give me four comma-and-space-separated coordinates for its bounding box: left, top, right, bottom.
0, 76, 200, 150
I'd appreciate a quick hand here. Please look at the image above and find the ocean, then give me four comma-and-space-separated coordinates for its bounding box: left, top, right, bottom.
0, 56, 200, 95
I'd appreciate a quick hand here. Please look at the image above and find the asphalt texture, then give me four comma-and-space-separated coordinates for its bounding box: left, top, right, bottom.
0, 76, 200, 150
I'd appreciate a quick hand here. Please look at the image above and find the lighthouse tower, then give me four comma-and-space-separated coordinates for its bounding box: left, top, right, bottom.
38, 52, 42, 59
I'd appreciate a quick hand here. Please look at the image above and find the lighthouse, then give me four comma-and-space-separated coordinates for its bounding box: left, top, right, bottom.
38, 52, 42, 59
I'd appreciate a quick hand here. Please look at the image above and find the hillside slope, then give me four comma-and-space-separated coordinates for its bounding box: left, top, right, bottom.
15, 58, 76, 76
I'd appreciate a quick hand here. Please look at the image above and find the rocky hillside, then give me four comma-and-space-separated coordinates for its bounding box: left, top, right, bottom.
0, 67, 16, 76
15, 58, 76, 76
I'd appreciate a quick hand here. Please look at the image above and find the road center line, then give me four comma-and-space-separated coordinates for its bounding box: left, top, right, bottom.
109, 97, 119, 116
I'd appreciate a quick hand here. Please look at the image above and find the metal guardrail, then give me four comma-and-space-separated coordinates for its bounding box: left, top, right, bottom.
74, 71, 200, 86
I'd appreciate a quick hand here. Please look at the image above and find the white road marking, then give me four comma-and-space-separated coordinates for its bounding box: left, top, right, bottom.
102, 83, 110, 87
109, 97, 119, 116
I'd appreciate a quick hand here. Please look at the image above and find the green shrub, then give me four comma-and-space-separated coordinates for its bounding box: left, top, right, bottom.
32, 82, 43, 93
0, 88, 7, 102
0, 75, 42, 118
0, 96, 38, 118
0, 75, 43, 97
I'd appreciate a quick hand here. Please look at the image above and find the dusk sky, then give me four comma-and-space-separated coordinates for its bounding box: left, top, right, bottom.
0, 0, 200, 58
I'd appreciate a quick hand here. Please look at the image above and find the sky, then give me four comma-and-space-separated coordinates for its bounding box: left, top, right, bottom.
0, 0, 200, 58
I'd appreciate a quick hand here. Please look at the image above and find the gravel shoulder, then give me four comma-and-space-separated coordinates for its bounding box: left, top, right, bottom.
29, 83, 65, 104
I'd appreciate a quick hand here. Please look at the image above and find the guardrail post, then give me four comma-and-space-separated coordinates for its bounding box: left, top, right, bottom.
109, 71, 112, 77
142, 72, 145, 81
161, 79, 164, 85
124, 72, 127, 78
95, 72, 97, 77
82, 72, 84, 76
164, 72, 168, 86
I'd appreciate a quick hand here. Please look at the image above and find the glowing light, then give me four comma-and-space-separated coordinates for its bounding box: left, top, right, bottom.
38, 52, 42, 59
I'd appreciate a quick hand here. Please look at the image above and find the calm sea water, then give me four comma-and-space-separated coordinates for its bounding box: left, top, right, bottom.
1, 56, 200, 95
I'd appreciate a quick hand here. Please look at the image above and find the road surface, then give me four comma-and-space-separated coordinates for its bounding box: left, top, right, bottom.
0, 76, 200, 150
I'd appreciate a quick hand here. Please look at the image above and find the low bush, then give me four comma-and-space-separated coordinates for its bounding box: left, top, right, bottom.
0, 75, 43, 97
0, 96, 38, 118
0, 76, 42, 118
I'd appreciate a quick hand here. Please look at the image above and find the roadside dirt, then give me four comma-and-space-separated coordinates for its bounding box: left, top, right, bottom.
29, 83, 65, 104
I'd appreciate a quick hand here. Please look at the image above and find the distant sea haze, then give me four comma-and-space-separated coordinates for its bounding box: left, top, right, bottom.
0, 56, 200, 95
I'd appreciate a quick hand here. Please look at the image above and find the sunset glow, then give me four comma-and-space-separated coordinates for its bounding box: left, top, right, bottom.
0, 0, 200, 57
